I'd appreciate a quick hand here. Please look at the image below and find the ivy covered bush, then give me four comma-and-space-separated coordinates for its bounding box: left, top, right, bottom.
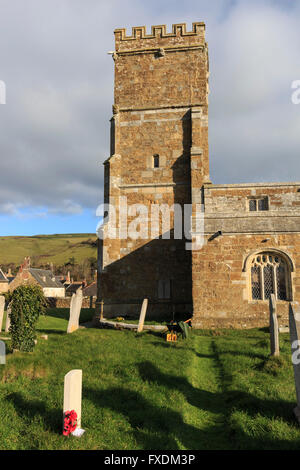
7, 285, 47, 352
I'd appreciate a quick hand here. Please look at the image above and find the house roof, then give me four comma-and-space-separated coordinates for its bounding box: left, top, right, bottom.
28, 268, 64, 289
0, 268, 9, 283
65, 282, 84, 295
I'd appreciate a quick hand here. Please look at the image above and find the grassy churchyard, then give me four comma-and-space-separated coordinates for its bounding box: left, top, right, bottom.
1, 308, 300, 450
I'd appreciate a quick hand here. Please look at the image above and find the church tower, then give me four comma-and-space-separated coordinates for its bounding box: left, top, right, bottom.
96, 22, 210, 320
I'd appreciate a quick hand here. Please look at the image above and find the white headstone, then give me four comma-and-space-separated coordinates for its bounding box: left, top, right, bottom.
63, 369, 83, 431
0, 340, 5, 364
137, 298, 148, 333
269, 294, 279, 356
67, 287, 83, 334
5, 305, 11, 333
0, 296, 5, 332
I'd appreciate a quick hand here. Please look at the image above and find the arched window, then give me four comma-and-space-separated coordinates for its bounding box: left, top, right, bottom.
250, 252, 291, 301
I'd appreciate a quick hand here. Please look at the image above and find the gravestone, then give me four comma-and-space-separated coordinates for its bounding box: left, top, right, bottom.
100, 300, 104, 321
0, 340, 5, 364
5, 304, 11, 333
67, 287, 83, 334
137, 298, 148, 333
63, 369, 84, 436
0, 296, 5, 332
289, 302, 300, 423
269, 294, 279, 356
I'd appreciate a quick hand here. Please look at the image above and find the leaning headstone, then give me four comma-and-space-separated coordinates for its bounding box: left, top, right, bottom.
269, 294, 279, 356
137, 298, 148, 333
0, 340, 5, 364
63, 369, 85, 436
67, 287, 83, 334
0, 296, 5, 332
5, 305, 11, 333
289, 302, 300, 423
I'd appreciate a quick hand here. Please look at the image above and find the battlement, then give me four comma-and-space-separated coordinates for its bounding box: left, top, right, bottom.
114, 23, 206, 52
115, 22, 205, 41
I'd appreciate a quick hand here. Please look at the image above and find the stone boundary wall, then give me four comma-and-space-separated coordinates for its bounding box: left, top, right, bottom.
47, 296, 96, 309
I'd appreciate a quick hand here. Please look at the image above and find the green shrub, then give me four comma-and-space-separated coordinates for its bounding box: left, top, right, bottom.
8, 285, 47, 352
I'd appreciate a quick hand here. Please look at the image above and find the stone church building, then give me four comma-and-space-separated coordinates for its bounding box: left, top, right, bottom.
95, 22, 300, 328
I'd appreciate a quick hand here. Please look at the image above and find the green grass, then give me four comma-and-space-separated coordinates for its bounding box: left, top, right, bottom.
0, 233, 97, 266
0, 315, 300, 450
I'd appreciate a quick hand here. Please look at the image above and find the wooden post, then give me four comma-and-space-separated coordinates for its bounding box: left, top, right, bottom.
100, 300, 104, 321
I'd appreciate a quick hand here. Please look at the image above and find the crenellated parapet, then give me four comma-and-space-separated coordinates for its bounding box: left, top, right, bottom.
114, 22, 206, 53
115, 22, 205, 41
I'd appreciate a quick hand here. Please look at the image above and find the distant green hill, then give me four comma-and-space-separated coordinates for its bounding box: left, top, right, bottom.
0, 233, 97, 272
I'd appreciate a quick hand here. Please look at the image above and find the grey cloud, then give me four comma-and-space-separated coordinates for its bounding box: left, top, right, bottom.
0, 0, 299, 218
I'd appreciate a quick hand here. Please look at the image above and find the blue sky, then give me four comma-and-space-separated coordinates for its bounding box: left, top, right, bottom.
0, 0, 299, 236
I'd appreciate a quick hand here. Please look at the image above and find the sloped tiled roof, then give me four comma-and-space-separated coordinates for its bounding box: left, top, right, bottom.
29, 268, 64, 288
0, 268, 9, 283
65, 282, 84, 296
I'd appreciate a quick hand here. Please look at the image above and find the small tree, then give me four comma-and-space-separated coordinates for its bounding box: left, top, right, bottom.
8, 285, 47, 352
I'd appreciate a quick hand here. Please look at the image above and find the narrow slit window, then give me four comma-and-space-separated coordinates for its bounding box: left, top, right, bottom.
258, 198, 268, 211
158, 279, 171, 299
249, 199, 257, 212
153, 155, 159, 168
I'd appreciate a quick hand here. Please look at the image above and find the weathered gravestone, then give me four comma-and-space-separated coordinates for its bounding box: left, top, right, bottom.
0, 295, 5, 332
63, 369, 84, 436
5, 304, 11, 333
67, 287, 83, 334
269, 294, 279, 356
0, 340, 5, 364
289, 302, 300, 423
137, 298, 148, 333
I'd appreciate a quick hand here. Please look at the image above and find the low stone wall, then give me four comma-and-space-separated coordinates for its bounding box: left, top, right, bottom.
47, 296, 96, 309
94, 301, 192, 323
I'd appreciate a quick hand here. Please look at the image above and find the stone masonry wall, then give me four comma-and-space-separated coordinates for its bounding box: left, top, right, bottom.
192, 183, 300, 328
